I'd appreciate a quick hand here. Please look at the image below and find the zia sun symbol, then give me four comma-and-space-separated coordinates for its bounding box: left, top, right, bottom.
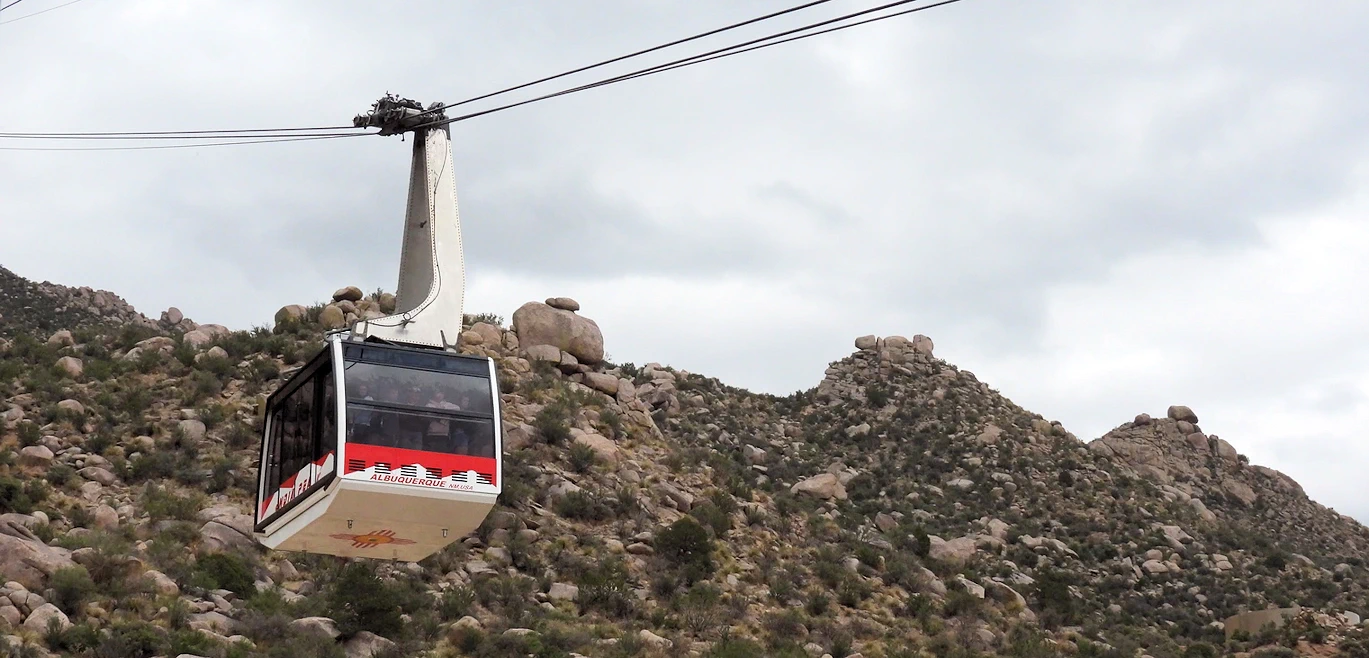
330, 529, 417, 549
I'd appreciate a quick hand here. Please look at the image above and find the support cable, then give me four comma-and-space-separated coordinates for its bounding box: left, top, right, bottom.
0, 0, 86, 25
0, 133, 368, 151
416, 0, 964, 130
418, 0, 839, 117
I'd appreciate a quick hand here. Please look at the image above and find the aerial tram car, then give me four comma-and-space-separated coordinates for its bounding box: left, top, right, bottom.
252, 96, 502, 561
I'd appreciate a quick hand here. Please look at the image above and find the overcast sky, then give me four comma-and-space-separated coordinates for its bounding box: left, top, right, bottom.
3, 0, 1367, 524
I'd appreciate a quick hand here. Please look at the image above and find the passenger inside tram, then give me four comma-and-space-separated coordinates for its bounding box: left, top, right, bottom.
343, 366, 495, 458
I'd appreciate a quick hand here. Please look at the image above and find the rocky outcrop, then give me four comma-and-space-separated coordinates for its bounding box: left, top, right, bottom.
0, 520, 77, 590
0, 265, 155, 338
512, 300, 604, 365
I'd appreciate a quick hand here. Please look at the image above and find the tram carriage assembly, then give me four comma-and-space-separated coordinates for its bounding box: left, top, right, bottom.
253, 96, 501, 561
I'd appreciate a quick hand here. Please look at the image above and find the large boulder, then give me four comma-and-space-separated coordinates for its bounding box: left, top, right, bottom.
22, 603, 71, 633
55, 356, 83, 379
790, 473, 847, 500
344, 631, 397, 658
572, 431, 620, 464
0, 520, 77, 590
289, 616, 341, 639
333, 286, 364, 303
319, 305, 346, 330
197, 506, 256, 553
17, 446, 54, 468
512, 302, 604, 365
274, 305, 307, 326
181, 330, 214, 349
929, 535, 978, 564
1167, 405, 1199, 423
545, 297, 580, 312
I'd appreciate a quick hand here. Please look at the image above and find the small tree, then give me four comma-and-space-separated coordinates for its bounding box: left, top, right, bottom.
656, 516, 715, 584
325, 563, 403, 639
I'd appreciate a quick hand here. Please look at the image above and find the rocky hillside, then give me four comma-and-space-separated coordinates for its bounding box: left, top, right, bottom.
0, 266, 154, 339
0, 273, 1366, 658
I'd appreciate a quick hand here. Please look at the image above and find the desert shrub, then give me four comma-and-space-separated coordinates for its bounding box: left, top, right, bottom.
50, 566, 97, 612
438, 586, 475, 620
475, 574, 537, 623
577, 558, 635, 619
656, 516, 715, 583
448, 624, 487, 654
677, 582, 724, 632
805, 590, 831, 616
1033, 568, 1079, 628
120, 387, 153, 417
553, 489, 615, 521
141, 483, 203, 522
705, 636, 767, 658
207, 456, 239, 494
99, 620, 166, 658
43, 462, 76, 487
323, 563, 404, 639
0, 475, 46, 514
196, 354, 235, 377
168, 628, 218, 657
17, 421, 41, 446
182, 370, 222, 405
45, 621, 100, 654
190, 553, 256, 598
197, 402, 230, 429
1183, 643, 1218, 658
943, 589, 984, 619
599, 408, 624, 437
568, 442, 598, 472
224, 420, 258, 450
689, 500, 732, 538
126, 451, 177, 482
1004, 625, 1057, 657
535, 403, 572, 445
466, 312, 503, 326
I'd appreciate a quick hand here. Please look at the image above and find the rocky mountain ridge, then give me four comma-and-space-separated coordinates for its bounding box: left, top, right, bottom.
0, 273, 1365, 658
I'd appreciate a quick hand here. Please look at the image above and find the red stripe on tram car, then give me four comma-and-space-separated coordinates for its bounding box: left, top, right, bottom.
344, 443, 497, 487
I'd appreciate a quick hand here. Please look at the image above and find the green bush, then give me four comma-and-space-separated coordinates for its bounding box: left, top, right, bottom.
705, 636, 767, 658
535, 404, 572, 445
689, 501, 732, 538
191, 553, 256, 598
45, 621, 100, 654
324, 563, 403, 639
168, 628, 218, 657
17, 421, 41, 447
567, 442, 598, 473
438, 586, 475, 620
127, 451, 178, 482
49, 566, 97, 612
100, 620, 167, 658
44, 463, 76, 489
577, 558, 635, 619
865, 385, 890, 408
142, 483, 204, 522
0, 475, 46, 514
1183, 643, 1218, 658
474, 574, 536, 623
448, 624, 487, 654
656, 516, 715, 583
553, 489, 615, 521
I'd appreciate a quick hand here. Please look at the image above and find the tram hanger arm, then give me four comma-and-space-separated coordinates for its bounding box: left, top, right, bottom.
348, 95, 468, 351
